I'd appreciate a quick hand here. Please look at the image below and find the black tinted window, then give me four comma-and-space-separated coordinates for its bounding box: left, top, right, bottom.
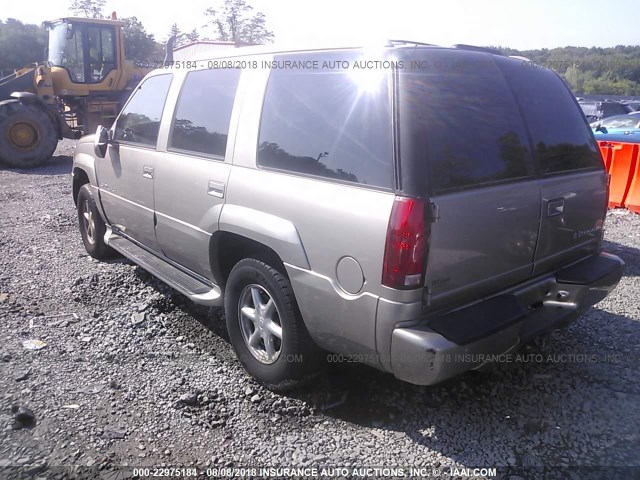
497, 59, 602, 173
257, 53, 393, 188
169, 68, 240, 157
399, 50, 533, 194
115, 74, 172, 146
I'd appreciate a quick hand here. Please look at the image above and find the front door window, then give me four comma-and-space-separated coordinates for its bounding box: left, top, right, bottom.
62, 24, 85, 82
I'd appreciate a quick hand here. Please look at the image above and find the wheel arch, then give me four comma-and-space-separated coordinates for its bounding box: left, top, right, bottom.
72, 154, 98, 205
212, 205, 311, 286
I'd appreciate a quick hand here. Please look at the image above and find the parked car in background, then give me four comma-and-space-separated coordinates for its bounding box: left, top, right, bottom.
579, 101, 632, 122
71, 42, 624, 390
622, 101, 640, 112
591, 112, 640, 135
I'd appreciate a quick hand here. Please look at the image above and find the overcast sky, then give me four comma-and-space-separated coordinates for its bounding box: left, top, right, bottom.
3, 0, 639, 50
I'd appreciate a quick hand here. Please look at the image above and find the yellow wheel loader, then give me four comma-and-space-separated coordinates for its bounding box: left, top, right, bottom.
0, 17, 155, 168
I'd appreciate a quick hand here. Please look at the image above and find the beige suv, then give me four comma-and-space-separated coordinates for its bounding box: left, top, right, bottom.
72, 42, 623, 390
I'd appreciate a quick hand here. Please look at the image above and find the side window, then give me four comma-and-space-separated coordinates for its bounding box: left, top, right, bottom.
497, 59, 602, 174
169, 68, 241, 158
257, 52, 394, 189
87, 26, 116, 83
114, 75, 173, 147
63, 25, 84, 82
399, 50, 533, 194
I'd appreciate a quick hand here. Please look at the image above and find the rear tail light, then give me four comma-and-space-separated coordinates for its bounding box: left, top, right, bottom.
382, 196, 429, 289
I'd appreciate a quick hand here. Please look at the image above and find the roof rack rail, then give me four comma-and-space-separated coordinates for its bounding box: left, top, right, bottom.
386, 39, 437, 47
452, 44, 503, 55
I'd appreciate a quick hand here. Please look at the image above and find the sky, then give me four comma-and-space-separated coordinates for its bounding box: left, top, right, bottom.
2, 0, 640, 50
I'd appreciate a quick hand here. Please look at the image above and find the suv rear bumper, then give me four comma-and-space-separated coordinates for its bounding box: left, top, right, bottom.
389, 252, 624, 385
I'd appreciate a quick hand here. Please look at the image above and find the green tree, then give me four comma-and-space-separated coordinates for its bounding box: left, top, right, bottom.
498, 45, 640, 95
186, 29, 199, 42
170, 23, 181, 37
69, 0, 106, 18
0, 19, 47, 74
204, 0, 274, 44
121, 16, 163, 62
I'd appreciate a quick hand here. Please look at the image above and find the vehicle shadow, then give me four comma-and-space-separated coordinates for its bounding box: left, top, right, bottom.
602, 239, 640, 276
121, 263, 640, 466
0, 154, 72, 176
128, 264, 230, 341
285, 307, 640, 467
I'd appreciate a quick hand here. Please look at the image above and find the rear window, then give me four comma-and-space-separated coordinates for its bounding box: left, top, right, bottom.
257, 52, 394, 189
496, 59, 602, 174
398, 50, 534, 194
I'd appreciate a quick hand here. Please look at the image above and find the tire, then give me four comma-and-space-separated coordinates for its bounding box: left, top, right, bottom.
224, 258, 322, 391
77, 184, 113, 260
0, 100, 58, 168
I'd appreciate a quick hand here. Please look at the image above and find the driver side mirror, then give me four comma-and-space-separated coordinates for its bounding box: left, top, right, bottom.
94, 125, 110, 158
595, 124, 608, 134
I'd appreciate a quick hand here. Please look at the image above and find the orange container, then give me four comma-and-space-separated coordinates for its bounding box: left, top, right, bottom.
597, 141, 613, 172
625, 147, 640, 213
601, 141, 639, 208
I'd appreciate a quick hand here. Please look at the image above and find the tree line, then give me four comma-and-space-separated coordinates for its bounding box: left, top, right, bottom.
2, 0, 639, 97
0, 0, 273, 75
500, 45, 640, 95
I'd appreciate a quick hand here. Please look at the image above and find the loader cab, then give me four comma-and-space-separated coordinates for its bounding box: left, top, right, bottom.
45, 17, 124, 88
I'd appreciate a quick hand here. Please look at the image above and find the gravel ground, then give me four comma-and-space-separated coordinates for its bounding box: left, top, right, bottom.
1, 141, 639, 479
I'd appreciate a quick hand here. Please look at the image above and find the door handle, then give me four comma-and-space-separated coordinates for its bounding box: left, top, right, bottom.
142, 166, 154, 179
207, 180, 225, 198
547, 199, 564, 217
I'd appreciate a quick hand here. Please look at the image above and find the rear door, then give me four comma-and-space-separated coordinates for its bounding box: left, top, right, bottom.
496, 59, 607, 276
152, 67, 241, 279
398, 50, 541, 310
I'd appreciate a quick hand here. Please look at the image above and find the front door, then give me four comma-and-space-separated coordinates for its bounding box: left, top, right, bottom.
95, 74, 173, 251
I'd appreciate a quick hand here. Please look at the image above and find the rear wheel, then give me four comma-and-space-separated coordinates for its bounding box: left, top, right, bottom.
0, 100, 58, 168
224, 258, 322, 391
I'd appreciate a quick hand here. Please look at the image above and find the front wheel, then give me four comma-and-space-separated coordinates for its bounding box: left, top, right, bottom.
224, 258, 321, 391
0, 100, 58, 168
77, 184, 113, 260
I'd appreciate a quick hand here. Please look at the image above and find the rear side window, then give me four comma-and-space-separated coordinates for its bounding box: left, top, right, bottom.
398, 50, 533, 194
496, 59, 602, 174
115, 74, 173, 147
169, 68, 241, 158
257, 52, 394, 189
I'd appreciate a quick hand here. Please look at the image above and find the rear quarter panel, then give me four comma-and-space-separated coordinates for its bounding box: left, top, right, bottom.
227, 62, 401, 357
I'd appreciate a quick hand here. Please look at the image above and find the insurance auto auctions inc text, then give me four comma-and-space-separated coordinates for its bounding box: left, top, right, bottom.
205, 466, 497, 478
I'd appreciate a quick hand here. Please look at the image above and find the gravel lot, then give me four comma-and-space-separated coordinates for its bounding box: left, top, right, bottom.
1, 140, 639, 479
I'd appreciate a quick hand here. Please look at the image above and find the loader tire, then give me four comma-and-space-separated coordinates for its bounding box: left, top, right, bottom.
0, 100, 58, 169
